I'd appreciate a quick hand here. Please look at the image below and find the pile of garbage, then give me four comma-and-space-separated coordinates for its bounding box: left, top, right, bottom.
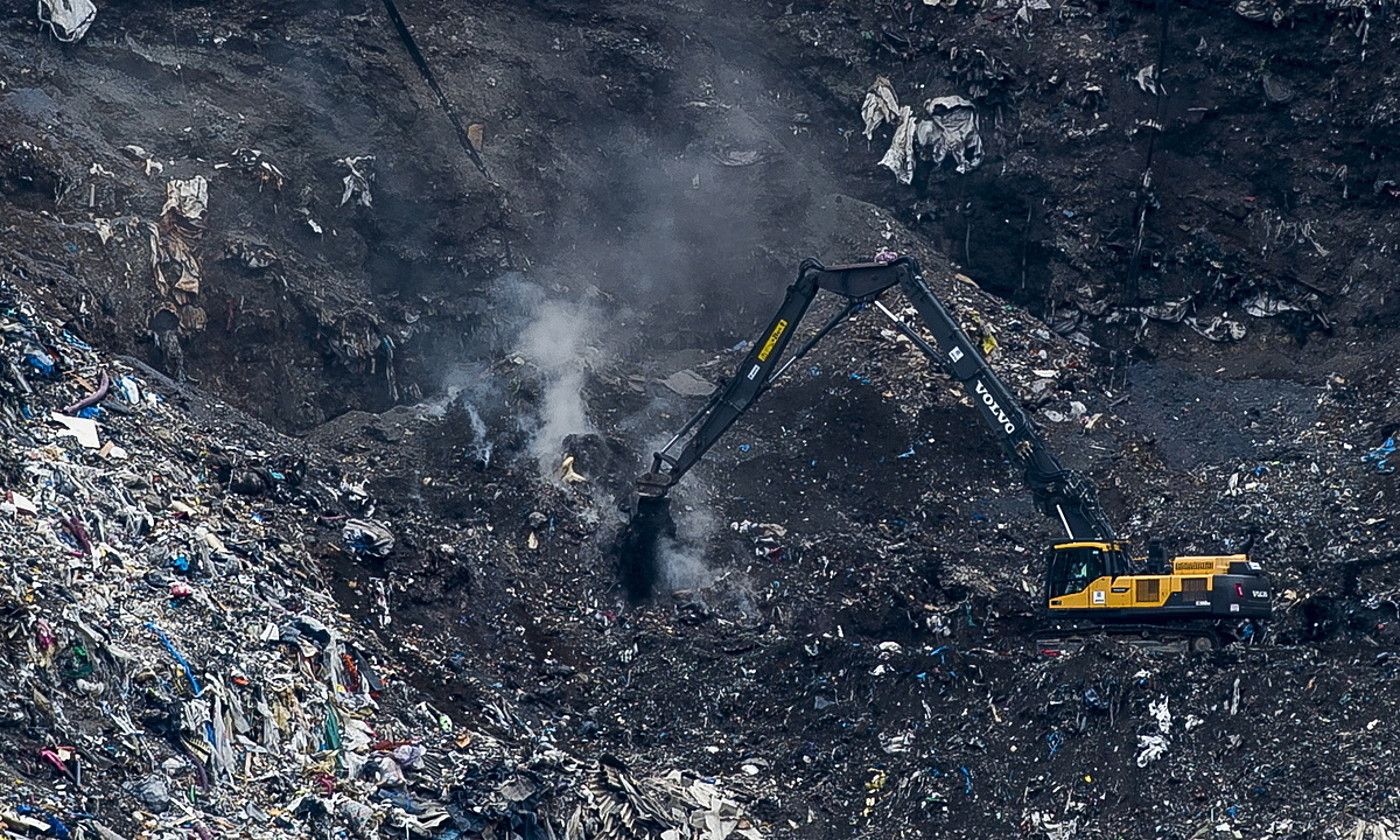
0, 279, 764, 839
5, 1, 1400, 836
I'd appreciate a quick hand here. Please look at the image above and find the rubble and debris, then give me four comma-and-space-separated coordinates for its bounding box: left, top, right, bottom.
6, 2, 1400, 838
0, 275, 773, 840
568, 757, 762, 840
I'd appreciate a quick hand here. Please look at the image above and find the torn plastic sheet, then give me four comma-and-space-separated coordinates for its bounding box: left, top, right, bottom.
1242, 293, 1308, 318
342, 518, 395, 556
215, 148, 286, 191
1135, 696, 1173, 767
151, 176, 209, 301
338, 155, 376, 208
1012, 0, 1053, 24
861, 79, 984, 184
1111, 298, 1245, 341
917, 96, 984, 174
37, 0, 97, 43
1186, 315, 1246, 342
1027, 811, 1079, 840
162, 175, 209, 223
879, 108, 918, 184
50, 411, 99, 448
1109, 297, 1191, 327
863, 78, 916, 183
1135, 64, 1160, 95
1135, 733, 1168, 766
861, 76, 903, 140
1233, 0, 1289, 24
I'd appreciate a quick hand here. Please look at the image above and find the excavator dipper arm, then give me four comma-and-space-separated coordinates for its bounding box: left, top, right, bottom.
637, 258, 914, 498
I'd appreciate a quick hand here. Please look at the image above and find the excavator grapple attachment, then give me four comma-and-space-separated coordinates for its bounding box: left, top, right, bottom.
616, 494, 675, 601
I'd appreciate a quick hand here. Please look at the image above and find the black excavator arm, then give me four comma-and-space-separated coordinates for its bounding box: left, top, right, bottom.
633, 256, 1116, 543
637, 258, 911, 498
890, 269, 1117, 542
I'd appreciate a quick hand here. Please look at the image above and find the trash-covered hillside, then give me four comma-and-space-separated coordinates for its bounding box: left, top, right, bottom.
1, 1, 1398, 839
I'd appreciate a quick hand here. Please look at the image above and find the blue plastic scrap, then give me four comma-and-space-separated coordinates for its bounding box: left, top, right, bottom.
374, 788, 426, 815
116, 375, 141, 403
1046, 731, 1064, 756
17, 806, 70, 840
145, 622, 203, 696
1362, 436, 1396, 474
24, 351, 56, 378
61, 330, 93, 350
959, 766, 974, 796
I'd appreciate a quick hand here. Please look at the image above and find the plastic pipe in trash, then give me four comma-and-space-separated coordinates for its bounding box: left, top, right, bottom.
64, 370, 110, 415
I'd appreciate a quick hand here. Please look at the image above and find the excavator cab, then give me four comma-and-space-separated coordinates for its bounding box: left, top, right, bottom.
1044, 541, 1130, 599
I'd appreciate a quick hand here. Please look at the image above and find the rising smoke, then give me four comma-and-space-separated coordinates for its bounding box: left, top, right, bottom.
655, 502, 720, 591
512, 295, 602, 475
425, 53, 812, 596
422, 363, 498, 468
423, 276, 606, 480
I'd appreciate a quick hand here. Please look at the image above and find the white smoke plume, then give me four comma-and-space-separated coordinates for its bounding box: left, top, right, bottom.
513, 296, 602, 477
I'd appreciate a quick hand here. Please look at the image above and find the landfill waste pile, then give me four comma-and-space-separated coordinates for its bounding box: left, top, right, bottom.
0, 279, 769, 838
2, 0, 1399, 839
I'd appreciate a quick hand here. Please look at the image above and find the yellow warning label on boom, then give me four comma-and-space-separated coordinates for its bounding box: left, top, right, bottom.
757, 319, 788, 362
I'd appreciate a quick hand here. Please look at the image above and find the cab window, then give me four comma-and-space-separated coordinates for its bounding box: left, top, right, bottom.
1048, 546, 1111, 598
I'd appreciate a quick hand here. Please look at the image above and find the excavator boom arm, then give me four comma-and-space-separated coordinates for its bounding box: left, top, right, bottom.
892, 272, 1116, 541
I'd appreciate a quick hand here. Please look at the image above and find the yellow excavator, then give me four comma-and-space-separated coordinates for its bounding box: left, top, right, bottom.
621, 256, 1271, 645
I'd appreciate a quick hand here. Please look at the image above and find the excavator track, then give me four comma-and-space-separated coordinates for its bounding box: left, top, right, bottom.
1034, 619, 1262, 654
